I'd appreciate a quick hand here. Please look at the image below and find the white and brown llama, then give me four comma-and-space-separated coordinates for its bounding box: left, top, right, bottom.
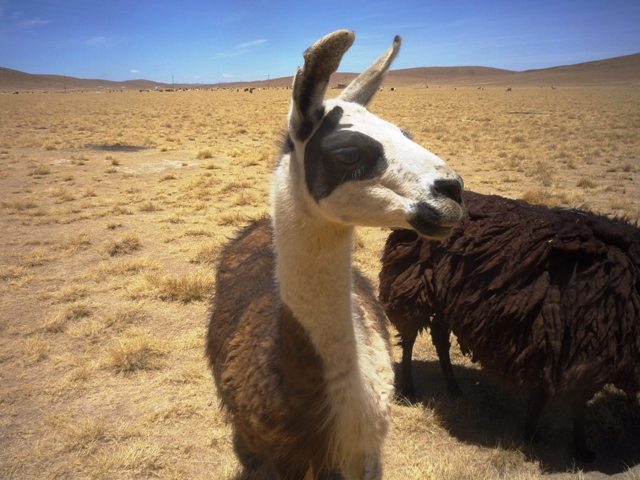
206, 30, 465, 480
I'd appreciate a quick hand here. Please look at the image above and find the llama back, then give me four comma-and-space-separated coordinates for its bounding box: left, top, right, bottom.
415, 192, 640, 395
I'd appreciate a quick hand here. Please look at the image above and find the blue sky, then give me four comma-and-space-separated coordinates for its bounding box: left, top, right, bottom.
0, 0, 638, 84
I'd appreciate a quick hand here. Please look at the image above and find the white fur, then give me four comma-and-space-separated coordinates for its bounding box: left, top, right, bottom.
269, 32, 462, 479
272, 98, 460, 479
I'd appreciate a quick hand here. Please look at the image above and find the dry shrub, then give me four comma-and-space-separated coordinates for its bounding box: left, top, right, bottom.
62, 416, 109, 453
197, 149, 213, 159
103, 233, 141, 256
577, 176, 598, 188
66, 318, 106, 344
102, 305, 148, 331
190, 242, 223, 264
20, 247, 58, 266
217, 211, 250, 226
60, 233, 91, 252
160, 172, 177, 182
161, 214, 185, 224
138, 201, 160, 212
107, 332, 167, 373
106, 441, 165, 475
180, 227, 215, 237
109, 205, 134, 215
28, 164, 50, 176
93, 257, 160, 279
0, 265, 27, 282
22, 335, 48, 363
42, 302, 93, 333
1, 199, 38, 210
55, 284, 90, 303
128, 271, 214, 303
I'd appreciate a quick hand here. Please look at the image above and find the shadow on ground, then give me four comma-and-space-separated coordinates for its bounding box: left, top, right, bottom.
399, 359, 640, 477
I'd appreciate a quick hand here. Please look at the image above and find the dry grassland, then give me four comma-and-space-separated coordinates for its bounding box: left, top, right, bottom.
1, 86, 639, 479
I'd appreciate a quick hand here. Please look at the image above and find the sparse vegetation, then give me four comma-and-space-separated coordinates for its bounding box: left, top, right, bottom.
0, 85, 638, 479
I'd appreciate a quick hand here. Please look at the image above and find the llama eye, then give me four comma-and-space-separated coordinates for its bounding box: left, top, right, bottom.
333, 147, 361, 165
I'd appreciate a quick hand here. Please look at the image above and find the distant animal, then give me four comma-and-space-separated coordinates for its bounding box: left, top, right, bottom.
207, 30, 464, 480
506, 87, 512, 92
379, 191, 640, 462
390, 87, 396, 91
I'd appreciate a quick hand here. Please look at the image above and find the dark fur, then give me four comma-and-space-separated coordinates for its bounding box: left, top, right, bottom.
207, 217, 389, 479
379, 191, 640, 461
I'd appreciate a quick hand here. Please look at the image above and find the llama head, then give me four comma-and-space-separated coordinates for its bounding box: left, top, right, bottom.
283, 30, 464, 239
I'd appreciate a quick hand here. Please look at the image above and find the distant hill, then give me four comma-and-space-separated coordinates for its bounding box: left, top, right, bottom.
2, 52, 639, 92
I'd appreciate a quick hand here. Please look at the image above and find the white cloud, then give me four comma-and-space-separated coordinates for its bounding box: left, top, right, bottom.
86, 36, 123, 47
236, 39, 268, 49
130, 69, 139, 73
222, 73, 233, 78
15, 16, 50, 29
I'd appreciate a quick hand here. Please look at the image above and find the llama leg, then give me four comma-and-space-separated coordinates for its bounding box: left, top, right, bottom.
571, 393, 595, 463
524, 386, 548, 443
399, 329, 418, 396
430, 319, 462, 398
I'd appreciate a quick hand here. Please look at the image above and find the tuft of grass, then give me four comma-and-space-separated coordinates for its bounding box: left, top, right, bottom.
217, 211, 250, 226
62, 416, 109, 453
138, 201, 160, 212
28, 164, 51, 176
42, 302, 93, 333
109, 205, 134, 215
20, 247, 58, 267
92, 257, 160, 280
180, 227, 215, 237
128, 271, 214, 303
102, 233, 141, 256
107, 332, 166, 373
60, 233, 91, 252
197, 149, 213, 160
1, 199, 38, 210
55, 284, 90, 303
577, 177, 598, 188
22, 335, 49, 363
189, 242, 223, 264
103, 305, 148, 331
159, 172, 177, 182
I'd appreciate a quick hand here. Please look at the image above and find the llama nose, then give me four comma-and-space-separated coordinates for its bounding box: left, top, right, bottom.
433, 177, 463, 205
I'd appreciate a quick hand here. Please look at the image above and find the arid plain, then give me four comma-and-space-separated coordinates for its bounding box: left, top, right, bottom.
1, 80, 640, 479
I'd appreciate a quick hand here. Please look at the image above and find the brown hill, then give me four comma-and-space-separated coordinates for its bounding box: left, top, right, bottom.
2, 52, 638, 92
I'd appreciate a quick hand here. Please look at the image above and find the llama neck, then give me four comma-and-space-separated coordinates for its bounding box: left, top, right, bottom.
273, 157, 358, 377
272, 153, 393, 470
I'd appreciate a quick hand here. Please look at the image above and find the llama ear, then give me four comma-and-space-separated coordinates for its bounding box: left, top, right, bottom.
290, 30, 355, 141
339, 35, 401, 107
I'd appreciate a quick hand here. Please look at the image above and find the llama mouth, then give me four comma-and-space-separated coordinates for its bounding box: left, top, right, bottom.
407, 202, 455, 239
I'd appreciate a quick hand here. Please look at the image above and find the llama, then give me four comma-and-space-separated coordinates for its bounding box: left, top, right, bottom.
206, 30, 465, 480
379, 190, 640, 462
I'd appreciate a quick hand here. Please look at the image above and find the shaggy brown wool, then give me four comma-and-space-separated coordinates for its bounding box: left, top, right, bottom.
206, 217, 335, 478
379, 191, 640, 460
207, 217, 389, 479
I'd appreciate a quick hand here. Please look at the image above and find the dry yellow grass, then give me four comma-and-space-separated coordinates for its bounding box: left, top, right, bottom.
0, 86, 639, 479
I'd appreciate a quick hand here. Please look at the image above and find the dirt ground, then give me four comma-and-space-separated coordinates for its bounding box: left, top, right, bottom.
0, 86, 639, 479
